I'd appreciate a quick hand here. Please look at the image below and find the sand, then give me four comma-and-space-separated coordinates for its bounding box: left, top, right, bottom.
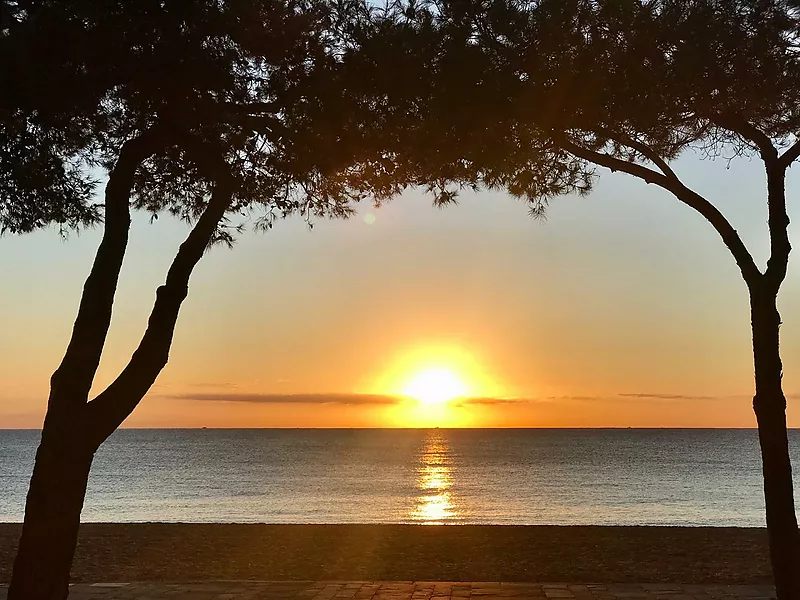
0, 524, 772, 584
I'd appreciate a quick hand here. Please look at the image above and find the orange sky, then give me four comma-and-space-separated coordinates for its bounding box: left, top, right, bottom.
1, 150, 799, 428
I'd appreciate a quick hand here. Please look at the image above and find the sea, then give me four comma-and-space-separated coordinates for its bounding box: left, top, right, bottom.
0, 428, 798, 526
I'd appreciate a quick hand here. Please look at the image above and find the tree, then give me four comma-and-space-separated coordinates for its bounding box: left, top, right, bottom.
381, 0, 800, 596
4, 2, 408, 598
0, 0, 109, 234
0, 117, 99, 234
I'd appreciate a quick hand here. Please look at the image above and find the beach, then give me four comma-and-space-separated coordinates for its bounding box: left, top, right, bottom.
0, 524, 772, 584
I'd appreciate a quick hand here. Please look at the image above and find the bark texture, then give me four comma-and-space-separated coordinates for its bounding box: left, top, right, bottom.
750, 287, 800, 600
561, 128, 800, 600
8, 421, 94, 600
8, 132, 234, 600
8, 129, 167, 600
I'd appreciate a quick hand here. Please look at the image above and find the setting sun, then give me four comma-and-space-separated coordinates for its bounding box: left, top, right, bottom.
365, 343, 502, 426
402, 368, 468, 405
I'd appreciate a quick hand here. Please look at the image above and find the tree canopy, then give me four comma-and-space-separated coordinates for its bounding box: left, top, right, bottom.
1, 0, 410, 238
6, 1, 800, 598
368, 1, 800, 596
4, 5, 426, 596
375, 0, 800, 221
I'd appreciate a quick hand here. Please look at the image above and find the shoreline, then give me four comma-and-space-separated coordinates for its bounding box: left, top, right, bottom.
0, 427, 790, 430
0, 524, 772, 584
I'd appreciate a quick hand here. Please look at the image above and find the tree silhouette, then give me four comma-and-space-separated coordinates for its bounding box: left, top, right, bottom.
0, 118, 99, 234
379, 0, 800, 596
1, 1, 100, 233
3, 2, 409, 598
8, 0, 799, 597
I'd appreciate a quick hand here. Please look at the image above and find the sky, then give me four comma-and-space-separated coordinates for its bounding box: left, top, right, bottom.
1, 149, 800, 428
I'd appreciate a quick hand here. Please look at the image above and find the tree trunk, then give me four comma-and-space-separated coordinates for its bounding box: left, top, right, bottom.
8, 413, 95, 600
7, 168, 233, 599
750, 287, 800, 600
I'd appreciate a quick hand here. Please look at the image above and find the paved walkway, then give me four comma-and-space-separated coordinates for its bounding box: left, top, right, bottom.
0, 581, 777, 600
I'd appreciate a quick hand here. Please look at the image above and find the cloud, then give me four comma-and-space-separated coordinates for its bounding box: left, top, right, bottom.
521, 393, 742, 402
159, 390, 789, 407
455, 397, 529, 406
166, 393, 539, 408
148, 382, 241, 392
617, 393, 717, 400
189, 382, 241, 389
162, 392, 400, 405
542, 395, 603, 402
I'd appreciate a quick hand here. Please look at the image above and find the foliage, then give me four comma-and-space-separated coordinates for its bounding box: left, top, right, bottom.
0, 116, 99, 234
366, 2, 800, 596
368, 0, 800, 218
2, 0, 417, 240
1, 1, 102, 234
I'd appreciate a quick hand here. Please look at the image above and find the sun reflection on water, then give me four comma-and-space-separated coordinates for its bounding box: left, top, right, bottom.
411, 431, 460, 524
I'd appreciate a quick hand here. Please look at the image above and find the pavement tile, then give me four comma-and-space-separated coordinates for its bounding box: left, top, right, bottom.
543, 591, 574, 599
0, 581, 779, 600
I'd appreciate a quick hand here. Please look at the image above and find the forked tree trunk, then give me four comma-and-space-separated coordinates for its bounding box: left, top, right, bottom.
750, 286, 800, 600
6, 130, 164, 600
8, 415, 96, 600
560, 116, 800, 598
7, 159, 234, 600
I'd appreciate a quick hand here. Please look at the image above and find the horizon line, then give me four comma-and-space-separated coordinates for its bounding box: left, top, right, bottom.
0, 425, 786, 431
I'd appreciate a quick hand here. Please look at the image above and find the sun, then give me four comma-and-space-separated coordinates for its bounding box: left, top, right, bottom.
402, 368, 468, 405
369, 344, 501, 426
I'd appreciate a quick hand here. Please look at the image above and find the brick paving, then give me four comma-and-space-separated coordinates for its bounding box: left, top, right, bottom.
0, 581, 777, 600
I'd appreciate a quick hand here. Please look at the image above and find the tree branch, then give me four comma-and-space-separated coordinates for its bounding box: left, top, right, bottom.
217, 100, 280, 115
706, 116, 791, 290
764, 161, 792, 289
237, 101, 280, 114
85, 168, 236, 446
47, 126, 169, 412
558, 137, 762, 286
698, 115, 791, 292
606, 132, 679, 181
779, 138, 800, 169
711, 114, 779, 162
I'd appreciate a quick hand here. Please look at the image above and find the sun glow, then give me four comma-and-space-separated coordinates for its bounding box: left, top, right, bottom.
402, 368, 468, 405
368, 343, 502, 427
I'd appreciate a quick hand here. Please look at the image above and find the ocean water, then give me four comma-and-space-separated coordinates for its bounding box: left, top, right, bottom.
0, 428, 797, 526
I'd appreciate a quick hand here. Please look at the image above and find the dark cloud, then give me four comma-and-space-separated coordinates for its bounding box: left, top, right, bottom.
617, 393, 717, 400
189, 382, 240, 389
160, 390, 780, 407
455, 397, 529, 406
167, 393, 536, 407
542, 395, 602, 401
163, 392, 400, 405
